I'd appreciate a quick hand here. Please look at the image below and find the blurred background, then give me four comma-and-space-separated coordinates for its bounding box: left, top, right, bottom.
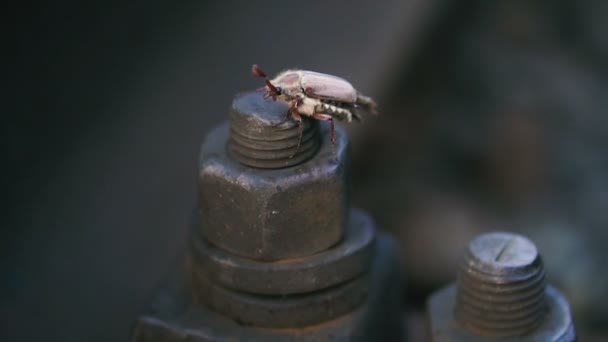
2, 1, 607, 341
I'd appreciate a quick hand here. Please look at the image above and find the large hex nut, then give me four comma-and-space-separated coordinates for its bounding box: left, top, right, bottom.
198, 122, 350, 261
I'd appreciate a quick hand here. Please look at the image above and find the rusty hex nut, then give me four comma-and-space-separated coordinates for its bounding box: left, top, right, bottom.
198, 93, 350, 261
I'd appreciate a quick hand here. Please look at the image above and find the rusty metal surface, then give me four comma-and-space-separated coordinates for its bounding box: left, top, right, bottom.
131, 89, 404, 340
131, 233, 404, 342
427, 232, 576, 341
198, 92, 350, 261
191, 208, 376, 295
193, 271, 369, 328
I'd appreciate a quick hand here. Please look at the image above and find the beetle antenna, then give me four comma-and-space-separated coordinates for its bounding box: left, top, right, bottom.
251, 64, 267, 78
252, 64, 279, 95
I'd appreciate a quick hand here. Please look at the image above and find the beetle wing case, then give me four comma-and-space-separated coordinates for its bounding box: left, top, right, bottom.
301, 72, 357, 103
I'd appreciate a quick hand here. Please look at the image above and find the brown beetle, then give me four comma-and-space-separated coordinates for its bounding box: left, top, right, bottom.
252, 64, 377, 155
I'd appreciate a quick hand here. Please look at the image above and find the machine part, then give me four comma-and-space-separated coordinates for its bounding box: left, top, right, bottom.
132, 233, 404, 342
198, 91, 350, 261
228, 90, 321, 168
427, 231, 576, 341
191, 208, 376, 295
132, 89, 404, 341
456, 232, 547, 336
192, 272, 369, 328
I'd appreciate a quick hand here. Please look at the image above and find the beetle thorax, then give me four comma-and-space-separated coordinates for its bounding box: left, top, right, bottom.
269, 70, 305, 101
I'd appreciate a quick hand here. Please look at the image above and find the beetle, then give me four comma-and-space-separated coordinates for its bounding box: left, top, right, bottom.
252, 64, 377, 156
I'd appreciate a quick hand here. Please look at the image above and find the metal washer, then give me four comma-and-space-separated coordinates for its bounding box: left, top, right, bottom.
191, 208, 376, 295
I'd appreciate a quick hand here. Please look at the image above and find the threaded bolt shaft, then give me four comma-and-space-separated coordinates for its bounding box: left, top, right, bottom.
455, 232, 548, 337
228, 90, 321, 169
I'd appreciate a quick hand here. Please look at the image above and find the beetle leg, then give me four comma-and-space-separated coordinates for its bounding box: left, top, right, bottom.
356, 93, 378, 115
312, 113, 337, 160
312, 113, 336, 144
289, 102, 304, 159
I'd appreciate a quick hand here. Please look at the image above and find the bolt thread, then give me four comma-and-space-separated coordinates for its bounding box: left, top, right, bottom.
227, 91, 322, 169
455, 247, 548, 337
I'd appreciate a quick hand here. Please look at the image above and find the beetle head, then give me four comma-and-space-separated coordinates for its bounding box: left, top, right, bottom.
252, 64, 282, 100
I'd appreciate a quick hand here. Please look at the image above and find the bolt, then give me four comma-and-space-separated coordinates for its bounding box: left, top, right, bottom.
228, 89, 322, 169
131, 88, 404, 341
456, 232, 547, 336
427, 232, 576, 341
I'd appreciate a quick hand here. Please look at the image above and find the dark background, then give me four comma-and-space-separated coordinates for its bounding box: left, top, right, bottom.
2, 1, 607, 341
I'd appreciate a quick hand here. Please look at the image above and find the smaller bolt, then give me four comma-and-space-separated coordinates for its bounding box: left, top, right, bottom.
427, 231, 576, 341
455, 232, 547, 337
228, 90, 321, 169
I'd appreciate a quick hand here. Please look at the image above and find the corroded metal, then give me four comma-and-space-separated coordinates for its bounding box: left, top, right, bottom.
191, 208, 376, 295
193, 269, 369, 328
131, 90, 404, 341
198, 93, 349, 261
427, 232, 576, 341
131, 233, 403, 342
